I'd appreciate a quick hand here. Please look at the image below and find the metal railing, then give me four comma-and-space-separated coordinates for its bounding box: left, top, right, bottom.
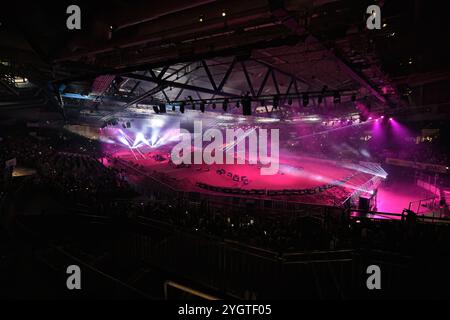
408, 196, 440, 217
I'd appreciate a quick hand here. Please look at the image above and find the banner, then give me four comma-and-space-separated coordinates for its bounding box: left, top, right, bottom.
386, 158, 448, 173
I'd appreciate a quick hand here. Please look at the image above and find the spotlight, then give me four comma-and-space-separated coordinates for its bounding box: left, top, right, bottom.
368, 116, 373, 120
302, 93, 309, 107
222, 11, 226, 17
188, 96, 194, 109
389, 117, 393, 121
273, 95, 279, 109
242, 93, 252, 116
199, 14, 205, 22
152, 106, 160, 114
159, 103, 166, 113
172, 105, 176, 112
200, 101, 205, 113
180, 101, 185, 113
126, 122, 131, 128
222, 99, 229, 112
333, 91, 341, 104
318, 95, 323, 105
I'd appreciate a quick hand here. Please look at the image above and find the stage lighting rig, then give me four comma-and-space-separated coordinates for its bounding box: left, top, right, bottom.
273, 95, 279, 109
333, 91, 341, 104
222, 99, 229, 112
188, 96, 195, 110
318, 95, 323, 105
302, 93, 309, 107
242, 93, 252, 116
180, 101, 185, 113
200, 101, 205, 113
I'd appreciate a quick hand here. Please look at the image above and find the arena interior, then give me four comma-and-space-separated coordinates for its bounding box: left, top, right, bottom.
1, 0, 450, 301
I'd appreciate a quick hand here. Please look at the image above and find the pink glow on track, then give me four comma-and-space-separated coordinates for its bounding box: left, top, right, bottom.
99, 123, 438, 217
377, 181, 435, 215
104, 141, 377, 206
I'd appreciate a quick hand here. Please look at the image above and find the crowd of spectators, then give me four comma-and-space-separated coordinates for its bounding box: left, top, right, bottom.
37, 152, 134, 205
2, 124, 450, 254
286, 122, 449, 167
117, 194, 447, 254
0, 129, 135, 209
378, 140, 449, 166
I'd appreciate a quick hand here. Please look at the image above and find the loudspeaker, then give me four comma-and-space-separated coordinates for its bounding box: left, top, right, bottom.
242, 96, 252, 116
358, 196, 370, 211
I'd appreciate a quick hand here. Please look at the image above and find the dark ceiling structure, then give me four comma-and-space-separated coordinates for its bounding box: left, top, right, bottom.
1, 0, 449, 122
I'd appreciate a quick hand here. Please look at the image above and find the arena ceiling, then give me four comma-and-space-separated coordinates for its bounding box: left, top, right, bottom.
1, 0, 449, 121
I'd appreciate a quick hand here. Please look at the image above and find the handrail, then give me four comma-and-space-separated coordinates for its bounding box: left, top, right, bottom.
352, 208, 450, 223
408, 195, 439, 216
15, 217, 153, 299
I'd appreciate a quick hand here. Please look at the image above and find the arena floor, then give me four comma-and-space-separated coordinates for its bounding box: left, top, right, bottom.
105, 145, 380, 207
